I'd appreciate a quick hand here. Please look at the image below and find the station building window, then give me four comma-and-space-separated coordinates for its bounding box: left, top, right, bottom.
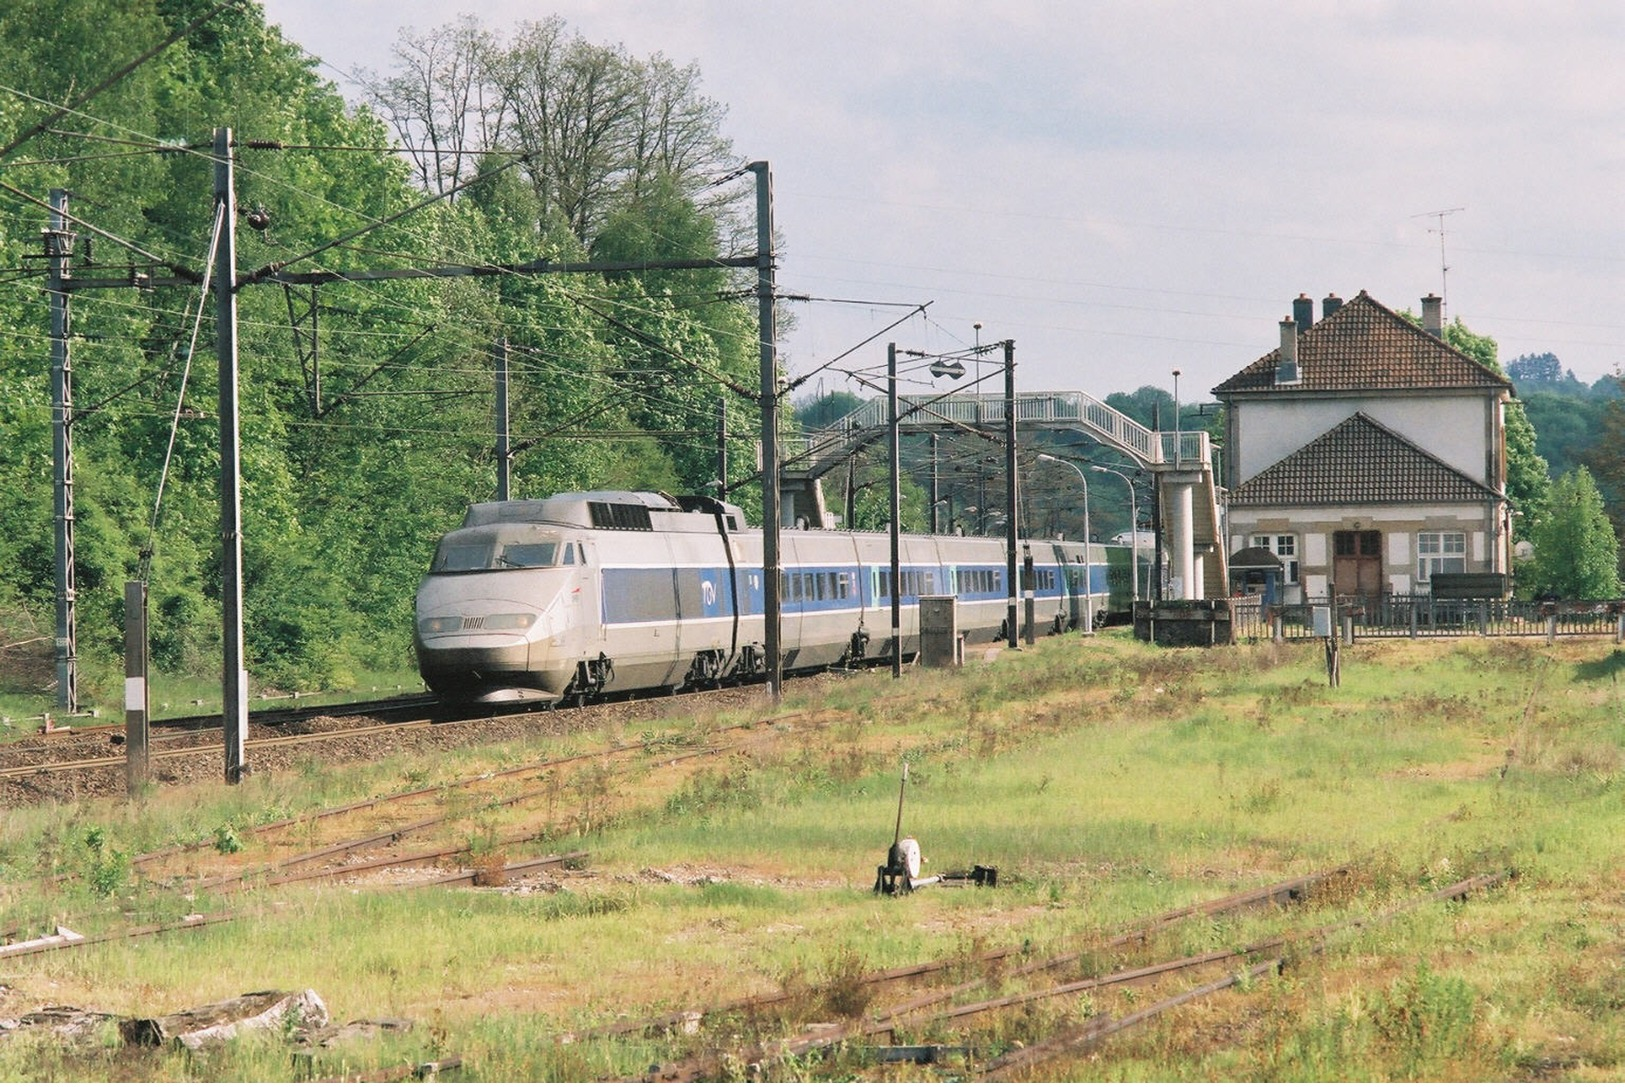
1250, 533, 1299, 584
1417, 531, 1466, 583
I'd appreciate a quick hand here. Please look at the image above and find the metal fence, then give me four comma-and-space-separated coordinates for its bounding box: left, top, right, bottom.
1232, 595, 1625, 642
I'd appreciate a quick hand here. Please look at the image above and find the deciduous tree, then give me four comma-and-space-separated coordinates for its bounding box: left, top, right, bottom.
1522, 467, 1620, 600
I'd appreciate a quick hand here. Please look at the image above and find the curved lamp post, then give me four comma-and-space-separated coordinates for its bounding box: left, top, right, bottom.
1036, 453, 1092, 634
1092, 464, 1140, 605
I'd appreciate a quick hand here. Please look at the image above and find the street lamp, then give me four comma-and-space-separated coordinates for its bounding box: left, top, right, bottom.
1092, 465, 1140, 604
1171, 368, 1182, 469
1036, 453, 1093, 635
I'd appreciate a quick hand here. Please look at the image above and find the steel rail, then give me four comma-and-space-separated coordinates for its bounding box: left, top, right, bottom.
127, 709, 808, 879
0, 714, 450, 778
634, 866, 1348, 1081
977, 870, 1512, 1079
644, 868, 1508, 1083
183, 728, 788, 896
605, 864, 1346, 1051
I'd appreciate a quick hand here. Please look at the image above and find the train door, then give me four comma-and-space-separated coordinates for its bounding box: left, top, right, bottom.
1047, 542, 1077, 631
599, 533, 683, 692
778, 536, 805, 668
565, 539, 598, 652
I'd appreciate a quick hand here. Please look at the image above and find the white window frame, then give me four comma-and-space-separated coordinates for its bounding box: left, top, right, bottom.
1251, 533, 1300, 584
1416, 531, 1467, 583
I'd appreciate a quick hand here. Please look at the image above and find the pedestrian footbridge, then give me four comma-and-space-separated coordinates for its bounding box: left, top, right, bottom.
779, 390, 1226, 600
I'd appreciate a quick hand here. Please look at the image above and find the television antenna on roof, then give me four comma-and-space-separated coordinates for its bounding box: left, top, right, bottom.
1412, 207, 1465, 323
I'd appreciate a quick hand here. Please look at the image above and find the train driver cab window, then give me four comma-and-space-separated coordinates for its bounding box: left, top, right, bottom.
562, 542, 576, 565
499, 541, 560, 568
431, 542, 492, 573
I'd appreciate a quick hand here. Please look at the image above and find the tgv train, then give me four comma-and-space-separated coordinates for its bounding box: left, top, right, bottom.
414, 490, 1131, 704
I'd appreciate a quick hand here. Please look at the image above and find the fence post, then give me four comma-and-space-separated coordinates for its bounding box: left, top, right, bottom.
1616, 611, 1624, 645
1409, 597, 1418, 638
1546, 613, 1558, 645
1271, 613, 1283, 643
1478, 600, 1489, 637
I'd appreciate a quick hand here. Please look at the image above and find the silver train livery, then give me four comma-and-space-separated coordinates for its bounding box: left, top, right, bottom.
414, 490, 1130, 704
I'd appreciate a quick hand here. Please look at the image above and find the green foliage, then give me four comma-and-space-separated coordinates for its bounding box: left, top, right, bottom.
1438, 320, 1551, 538
662, 760, 763, 824
1371, 960, 1482, 1077
1524, 390, 1606, 483
5, 635, 1625, 1079
1523, 467, 1622, 600
0, 2, 765, 696
794, 390, 864, 431
82, 825, 131, 898
1105, 383, 1216, 438
213, 822, 244, 854
1583, 387, 1625, 551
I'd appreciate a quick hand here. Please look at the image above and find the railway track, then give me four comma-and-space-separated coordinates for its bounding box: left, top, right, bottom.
129, 706, 807, 895
0, 683, 777, 785
13, 692, 440, 745
4, 712, 467, 779
9, 695, 816, 975
629, 866, 1510, 1082
977, 871, 1511, 1080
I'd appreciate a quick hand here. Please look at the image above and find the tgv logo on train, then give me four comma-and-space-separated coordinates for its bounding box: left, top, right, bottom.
415, 491, 1132, 705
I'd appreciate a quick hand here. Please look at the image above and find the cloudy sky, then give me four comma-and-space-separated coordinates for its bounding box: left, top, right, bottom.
257, 1, 1625, 405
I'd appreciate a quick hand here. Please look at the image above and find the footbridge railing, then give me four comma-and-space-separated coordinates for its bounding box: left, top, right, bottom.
783, 390, 1164, 479
779, 387, 1225, 598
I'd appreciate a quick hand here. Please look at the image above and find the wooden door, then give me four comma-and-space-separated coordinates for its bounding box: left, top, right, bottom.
1332, 530, 1382, 600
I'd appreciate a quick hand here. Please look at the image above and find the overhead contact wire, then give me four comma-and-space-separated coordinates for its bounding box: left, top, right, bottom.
141, 200, 225, 580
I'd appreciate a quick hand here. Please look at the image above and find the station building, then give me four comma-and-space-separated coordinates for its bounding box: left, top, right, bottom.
1212, 290, 1512, 606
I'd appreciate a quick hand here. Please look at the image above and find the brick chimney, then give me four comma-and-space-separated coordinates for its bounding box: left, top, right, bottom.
1276, 318, 1300, 385
1322, 293, 1342, 319
1422, 294, 1443, 337
1292, 293, 1314, 332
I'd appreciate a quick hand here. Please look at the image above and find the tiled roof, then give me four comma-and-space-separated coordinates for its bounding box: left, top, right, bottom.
1212, 291, 1513, 395
1227, 412, 1500, 508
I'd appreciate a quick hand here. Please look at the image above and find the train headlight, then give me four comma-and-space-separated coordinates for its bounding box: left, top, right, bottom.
418, 615, 463, 635
482, 612, 537, 631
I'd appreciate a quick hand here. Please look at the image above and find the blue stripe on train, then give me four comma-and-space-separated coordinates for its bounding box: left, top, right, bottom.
602, 562, 1107, 624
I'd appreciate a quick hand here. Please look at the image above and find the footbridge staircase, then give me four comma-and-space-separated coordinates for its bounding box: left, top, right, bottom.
780, 390, 1226, 599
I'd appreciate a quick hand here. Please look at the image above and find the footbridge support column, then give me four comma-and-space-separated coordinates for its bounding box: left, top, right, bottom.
1161, 472, 1204, 600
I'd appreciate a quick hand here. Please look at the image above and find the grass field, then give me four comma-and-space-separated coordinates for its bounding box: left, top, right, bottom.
0, 632, 1621, 1081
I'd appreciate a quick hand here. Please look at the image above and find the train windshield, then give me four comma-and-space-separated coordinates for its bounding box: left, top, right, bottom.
431, 534, 566, 572
498, 542, 561, 568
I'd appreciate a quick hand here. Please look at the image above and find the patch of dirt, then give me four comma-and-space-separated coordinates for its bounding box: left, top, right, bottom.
1384, 751, 1507, 781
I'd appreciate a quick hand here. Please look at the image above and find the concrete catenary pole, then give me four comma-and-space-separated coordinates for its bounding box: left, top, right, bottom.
1004, 340, 1018, 649
888, 343, 902, 678
750, 162, 782, 699
215, 126, 248, 784
47, 189, 77, 712
124, 580, 149, 794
